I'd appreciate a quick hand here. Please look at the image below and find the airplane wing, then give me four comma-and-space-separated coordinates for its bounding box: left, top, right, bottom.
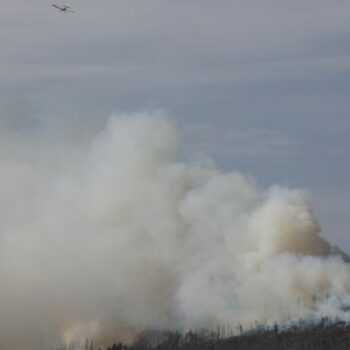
52, 4, 63, 10
64, 6, 75, 12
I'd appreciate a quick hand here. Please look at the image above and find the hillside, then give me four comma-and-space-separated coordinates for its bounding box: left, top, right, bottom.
117, 322, 350, 350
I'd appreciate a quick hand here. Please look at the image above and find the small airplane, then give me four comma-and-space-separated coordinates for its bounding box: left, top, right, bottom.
52, 4, 75, 13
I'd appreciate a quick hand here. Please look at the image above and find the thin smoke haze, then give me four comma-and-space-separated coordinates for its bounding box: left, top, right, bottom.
0, 112, 349, 349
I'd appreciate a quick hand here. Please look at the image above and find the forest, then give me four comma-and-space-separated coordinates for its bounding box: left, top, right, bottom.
86, 319, 350, 350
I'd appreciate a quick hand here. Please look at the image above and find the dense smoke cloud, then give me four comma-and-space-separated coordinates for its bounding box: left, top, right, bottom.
0, 112, 349, 349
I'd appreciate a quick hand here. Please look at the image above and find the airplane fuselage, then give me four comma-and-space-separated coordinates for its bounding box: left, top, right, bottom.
52, 4, 74, 13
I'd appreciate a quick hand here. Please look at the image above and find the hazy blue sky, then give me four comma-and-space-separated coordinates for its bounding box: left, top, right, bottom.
1, 0, 350, 248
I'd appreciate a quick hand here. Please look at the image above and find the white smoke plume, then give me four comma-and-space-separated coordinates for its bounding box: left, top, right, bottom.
0, 111, 349, 349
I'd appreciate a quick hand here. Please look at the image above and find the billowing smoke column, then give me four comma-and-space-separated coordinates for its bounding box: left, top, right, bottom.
0, 112, 349, 349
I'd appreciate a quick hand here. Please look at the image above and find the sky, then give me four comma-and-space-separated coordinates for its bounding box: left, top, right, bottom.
0, 0, 350, 249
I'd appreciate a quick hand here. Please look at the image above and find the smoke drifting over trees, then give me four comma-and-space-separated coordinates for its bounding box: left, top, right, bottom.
0, 112, 349, 349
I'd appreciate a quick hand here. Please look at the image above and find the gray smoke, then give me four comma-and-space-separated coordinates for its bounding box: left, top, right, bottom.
0, 111, 349, 349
